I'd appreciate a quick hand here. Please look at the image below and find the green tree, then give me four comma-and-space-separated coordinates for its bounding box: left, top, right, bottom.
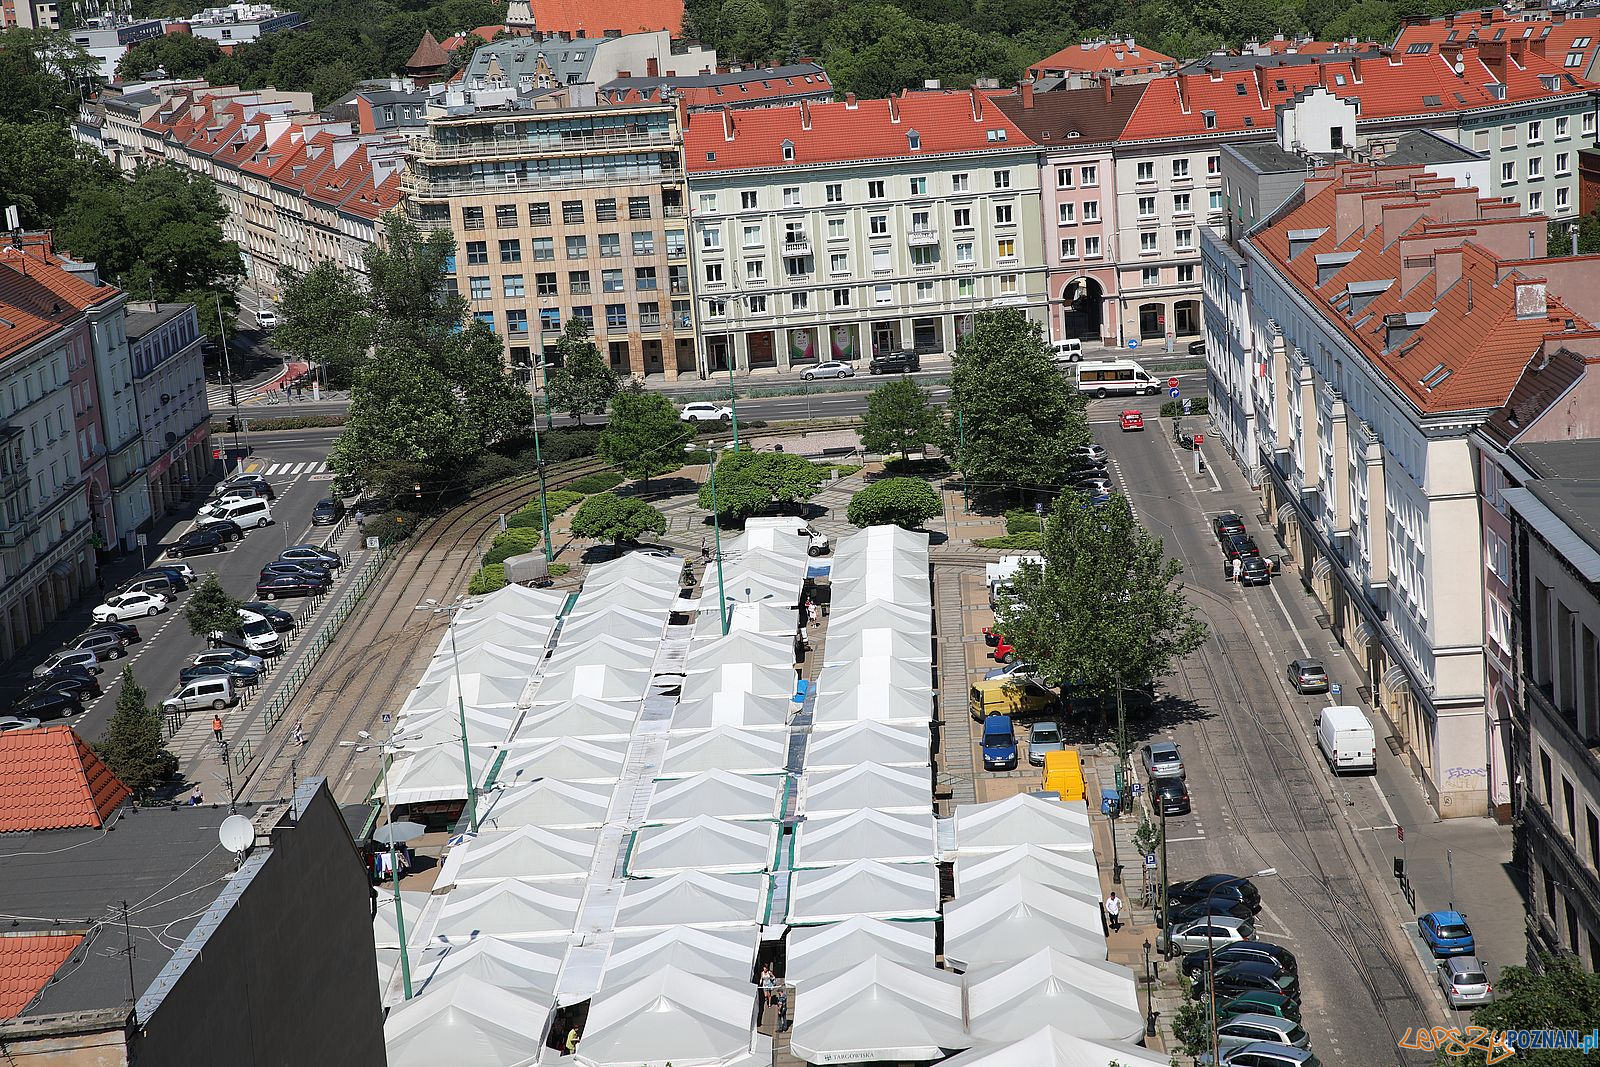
846, 477, 942, 529
276, 261, 371, 387
446, 321, 537, 450
547, 320, 620, 424
184, 574, 245, 639
1550, 213, 1600, 257
946, 309, 1089, 498
116, 32, 224, 80
0, 29, 99, 124
1171, 999, 1212, 1060
859, 377, 944, 461
1436, 953, 1600, 1066
999, 490, 1205, 708
600, 383, 692, 486
0, 120, 117, 228
698, 449, 826, 525
93, 669, 174, 796
329, 345, 471, 486
363, 215, 468, 357
569, 493, 667, 544
719, 0, 775, 60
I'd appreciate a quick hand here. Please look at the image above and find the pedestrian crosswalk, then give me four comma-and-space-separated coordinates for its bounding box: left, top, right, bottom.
244, 460, 330, 476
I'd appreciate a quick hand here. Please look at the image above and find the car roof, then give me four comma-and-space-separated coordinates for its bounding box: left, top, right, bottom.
1231, 1043, 1314, 1062
1221, 1013, 1294, 1030
1425, 909, 1467, 924
1148, 741, 1179, 754
1189, 914, 1250, 930
1155, 777, 1186, 792
1291, 658, 1324, 669
1442, 955, 1484, 973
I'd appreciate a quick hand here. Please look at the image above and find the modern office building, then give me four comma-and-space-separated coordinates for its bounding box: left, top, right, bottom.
682, 89, 1047, 374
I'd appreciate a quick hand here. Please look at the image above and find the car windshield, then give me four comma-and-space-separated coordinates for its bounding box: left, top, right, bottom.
1455, 970, 1487, 984
1436, 924, 1471, 939
1153, 751, 1179, 764
242, 620, 275, 637
1032, 725, 1061, 743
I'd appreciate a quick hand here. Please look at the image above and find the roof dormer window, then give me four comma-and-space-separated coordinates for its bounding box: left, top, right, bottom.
908, 129, 920, 150
781, 139, 795, 161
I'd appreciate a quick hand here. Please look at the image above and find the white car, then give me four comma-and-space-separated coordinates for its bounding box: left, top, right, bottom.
0, 717, 42, 733
198, 492, 254, 519
93, 590, 169, 622
801, 360, 854, 380
257, 307, 278, 328
679, 402, 733, 422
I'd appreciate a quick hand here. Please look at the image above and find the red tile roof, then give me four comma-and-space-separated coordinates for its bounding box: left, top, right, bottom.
1395, 11, 1600, 74
1120, 46, 1597, 142
1252, 163, 1591, 414
685, 90, 1031, 173
530, 0, 681, 36
1029, 39, 1173, 77
0, 242, 120, 361
0, 725, 130, 834
0, 933, 85, 1019
406, 30, 450, 71
676, 71, 832, 109
440, 25, 509, 51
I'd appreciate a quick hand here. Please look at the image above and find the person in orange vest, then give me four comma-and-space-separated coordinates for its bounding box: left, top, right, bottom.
212, 715, 224, 742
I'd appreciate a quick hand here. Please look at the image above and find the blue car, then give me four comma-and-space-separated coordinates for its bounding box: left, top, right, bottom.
1418, 910, 1475, 957
981, 713, 1019, 771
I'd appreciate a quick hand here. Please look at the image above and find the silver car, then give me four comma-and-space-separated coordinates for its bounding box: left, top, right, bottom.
1157, 913, 1255, 954
34, 648, 102, 678
1216, 1014, 1310, 1051
801, 360, 854, 380
1142, 740, 1185, 780
1027, 721, 1066, 766
1437, 956, 1493, 1007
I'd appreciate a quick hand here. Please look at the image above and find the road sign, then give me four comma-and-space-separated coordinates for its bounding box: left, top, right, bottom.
1169, 387, 1180, 398
1331, 682, 1342, 697
1194, 433, 1204, 446
365, 536, 380, 550
1127, 339, 1140, 349
1145, 853, 1159, 869
1168, 377, 1179, 389
381, 713, 392, 724
136, 533, 147, 546
1182, 398, 1192, 416
1130, 782, 1143, 795
1397, 824, 1404, 842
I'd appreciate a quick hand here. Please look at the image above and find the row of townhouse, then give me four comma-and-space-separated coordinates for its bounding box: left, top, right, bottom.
0, 239, 210, 661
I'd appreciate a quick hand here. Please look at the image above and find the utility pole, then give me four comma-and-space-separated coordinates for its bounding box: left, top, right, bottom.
957, 408, 968, 509
708, 452, 729, 635
531, 415, 553, 563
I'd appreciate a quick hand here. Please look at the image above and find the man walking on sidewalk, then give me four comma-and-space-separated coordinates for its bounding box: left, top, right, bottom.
1105, 890, 1124, 932
212, 715, 224, 743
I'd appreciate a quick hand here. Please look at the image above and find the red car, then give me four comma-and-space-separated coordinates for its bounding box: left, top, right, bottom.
1120, 409, 1145, 431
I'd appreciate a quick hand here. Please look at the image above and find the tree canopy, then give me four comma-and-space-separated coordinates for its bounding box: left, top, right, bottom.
600, 384, 693, 484
1437, 952, 1600, 1067
860, 377, 944, 462
275, 261, 371, 387
569, 493, 667, 543
94, 668, 175, 796
185, 574, 245, 639
846, 477, 943, 529
698, 449, 825, 525
548, 320, 621, 424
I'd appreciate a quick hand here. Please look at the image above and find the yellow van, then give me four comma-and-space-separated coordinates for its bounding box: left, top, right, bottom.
1041, 748, 1086, 801
968, 677, 1057, 722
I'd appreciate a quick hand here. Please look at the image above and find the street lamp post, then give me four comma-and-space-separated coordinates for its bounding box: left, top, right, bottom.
529, 409, 553, 564
414, 596, 480, 832
1143, 938, 1158, 1037
707, 452, 729, 636
340, 729, 419, 1000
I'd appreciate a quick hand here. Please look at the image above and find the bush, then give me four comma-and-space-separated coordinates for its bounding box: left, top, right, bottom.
548, 562, 570, 577
565, 471, 623, 494
546, 489, 584, 515
1004, 508, 1043, 534
975, 532, 1045, 550
483, 527, 541, 565
505, 489, 586, 529
694, 417, 768, 435
683, 448, 713, 465
468, 564, 507, 595
369, 509, 419, 544
1159, 397, 1208, 418
464, 452, 522, 489
570, 493, 666, 543
846, 477, 943, 529
212, 414, 346, 432
535, 428, 604, 464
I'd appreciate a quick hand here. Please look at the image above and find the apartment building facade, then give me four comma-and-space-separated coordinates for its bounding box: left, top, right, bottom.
406, 87, 696, 379
682, 91, 1047, 374
127, 303, 212, 523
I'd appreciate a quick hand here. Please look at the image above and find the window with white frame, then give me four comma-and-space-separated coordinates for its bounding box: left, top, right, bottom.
911, 209, 931, 230
1209, 190, 1224, 212
958, 277, 975, 299
1058, 203, 1075, 225
998, 274, 1018, 294
1176, 264, 1195, 283
1082, 201, 1099, 222
1486, 531, 1509, 578
955, 241, 974, 264
1529, 120, 1543, 144
741, 191, 758, 209
1136, 161, 1154, 181
1557, 152, 1571, 175
995, 203, 1014, 224
1207, 154, 1221, 175
702, 226, 721, 249
1140, 232, 1158, 253
704, 262, 723, 283
1056, 167, 1074, 188
791, 291, 809, 311
1175, 228, 1194, 250
1585, 112, 1595, 135
783, 186, 801, 207
869, 214, 888, 236
1529, 157, 1544, 179
874, 283, 893, 305
1487, 597, 1513, 653
910, 245, 937, 266
1174, 192, 1192, 215
909, 176, 927, 195
1141, 267, 1159, 287
867, 180, 886, 199
1083, 236, 1101, 257
826, 183, 843, 203
1502, 161, 1516, 184
830, 252, 849, 274
706, 298, 727, 317
832, 288, 851, 307
996, 237, 1016, 259
747, 294, 767, 313
953, 207, 973, 228
1060, 237, 1077, 259
992, 169, 1011, 189
916, 280, 935, 301
746, 260, 764, 280
1081, 164, 1098, 186
1138, 195, 1156, 218
952, 172, 969, 192
872, 248, 891, 272
1172, 158, 1190, 179
1530, 190, 1544, 212
1558, 186, 1570, 210
698, 193, 718, 213
1557, 115, 1571, 139
742, 224, 762, 247
827, 218, 846, 240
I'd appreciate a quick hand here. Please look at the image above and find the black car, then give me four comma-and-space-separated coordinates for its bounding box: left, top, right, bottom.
311, 498, 345, 526
172, 525, 235, 556
84, 620, 141, 644
33, 663, 101, 691
1221, 533, 1261, 563
869, 349, 921, 374
218, 473, 276, 500
12, 689, 83, 720
1205, 960, 1301, 999
1183, 942, 1299, 982
1162, 897, 1256, 926
259, 560, 332, 582
27, 672, 103, 702
240, 602, 297, 632
255, 575, 328, 600
1153, 776, 1191, 815
1171, 874, 1263, 911
180, 662, 261, 687
1188, 339, 1207, 355
1212, 513, 1246, 540
134, 568, 188, 591
1230, 555, 1271, 585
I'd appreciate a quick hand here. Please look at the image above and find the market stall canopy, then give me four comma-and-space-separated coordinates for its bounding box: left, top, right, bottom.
829, 573, 932, 613
558, 607, 670, 646
548, 633, 659, 673
428, 878, 585, 940
964, 949, 1142, 1043
410, 937, 565, 1001
692, 600, 801, 639
511, 697, 639, 742
806, 721, 931, 770
684, 630, 795, 672
405, 670, 528, 714
792, 808, 938, 868
612, 870, 770, 932
575, 966, 766, 1067
645, 769, 786, 824
670, 691, 793, 731
582, 550, 684, 588
716, 545, 811, 577
786, 858, 940, 925
627, 815, 779, 877
456, 583, 567, 624
383, 973, 548, 1067
954, 843, 1102, 899
821, 626, 931, 667
603, 925, 760, 988
827, 550, 927, 583
815, 657, 933, 696
678, 663, 796, 703
393, 703, 520, 749
693, 575, 804, 614
786, 915, 936, 985
835, 524, 930, 559
658, 727, 789, 778
496, 736, 630, 785
802, 762, 931, 816
568, 577, 679, 617
421, 642, 544, 686
372, 890, 430, 949
787, 956, 967, 1065
954, 794, 1094, 854
935, 1026, 1171, 1067
825, 601, 933, 641
444, 613, 557, 656
811, 685, 934, 727
942, 877, 1105, 972
477, 779, 615, 830
435, 824, 600, 885
381, 744, 498, 805
529, 662, 652, 705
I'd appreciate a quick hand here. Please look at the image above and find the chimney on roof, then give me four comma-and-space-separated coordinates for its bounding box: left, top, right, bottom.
1351, 56, 1363, 83
647, 56, 658, 77
970, 86, 983, 121
1440, 39, 1464, 69
1021, 77, 1035, 109
845, 92, 857, 109
799, 98, 811, 130
888, 94, 900, 123
1507, 35, 1526, 65
721, 106, 735, 142
1101, 71, 1113, 103
1531, 26, 1549, 57
1515, 278, 1548, 320
1480, 38, 1508, 83
1252, 65, 1266, 104
1175, 74, 1189, 114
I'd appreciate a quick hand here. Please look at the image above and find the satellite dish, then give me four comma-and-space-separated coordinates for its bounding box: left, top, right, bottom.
219, 814, 254, 854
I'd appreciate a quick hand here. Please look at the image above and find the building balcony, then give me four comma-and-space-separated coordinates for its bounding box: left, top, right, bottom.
783, 237, 811, 256
908, 227, 940, 246
570, 282, 592, 294
640, 313, 662, 330
409, 128, 676, 163
0, 516, 36, 548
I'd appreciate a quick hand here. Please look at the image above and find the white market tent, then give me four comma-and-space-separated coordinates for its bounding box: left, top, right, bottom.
612, 870, 769, 931
428, 878, 585, 940
421, 642, 544, 685
373, 890, 430, 949
603, 925, 759, 988
955, 844, 1103, 899
693, 571, 804, 612
393, 704, 520, 749
935, 1026, 1171, 1067
477, 779, 615, 830
670, 691, 793, 731
404, 670, 528, 715
802, 762, 931, 816
954, 794, 1094, 854
964, 950, 1144, 1044
716, 545, 810, 578
942, 877, 1106, 971
807, 721, 931, 770
678, 663, 796, 703
547, 633, 659, 673
558, 607, 670, 646
627, 815, 779, 876
827, 550, 926, 583
446, 613, 557, 656
692, 600, 800, 638
510, 696, 639, 741
383, 974, 548, 1067
496, 736, 630, 784
568, 578, 678, 617
825, 601, 933, 640
836, 524, 930, 557
645, 769, 786, 824
815, 657, 933, 696
786, 916, 936, 985
731, 521, 811, 557
456, 582, 567, 624
811, 685, 934, 727
435, 824, 600, 885
528, 662, 651, 705
575, 966, 766, 1067
684, 630, 795, 671
822, 626, 931, 667
787, 956, 967, 1065
658, 727, 790, 777
382, 744, 498, 805
792, 809, 938, 868
409, 936, 565, 1001
786, 858, 940, 924
582, 550, 684, 588
829, 573, 932, 612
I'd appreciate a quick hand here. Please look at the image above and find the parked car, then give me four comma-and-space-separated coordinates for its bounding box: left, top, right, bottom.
84, 620, 141, 645
0, 716, 42, 732
132, 568, 187, 592
1213, 990, 1302, 1023
1222, 533, 1261, 563
240, 602, 297, 632
140, 566, 191, 589
1436, 955, 1493, 1007
1418, 911, 1476, 957
29, 663, 101, 694
985, 660, 1041, 683
1184, 942, 1297, 981
259, 560, 332, 582
256, 307, 278, 328
1212, 513, 1247, 540
1206, 961, 1301, 1000
69, 630, 128, 660
311, 498, 344, 526
1219, 1044, 1320, 1067
1189, 339, 1207, 355
157, 561, 197, 581
679, 402, 732, 422
172, 524, 238, 556
1120, 409, 1145, 431
801, 360, 854, 380
180, 661, 262, 687
1164, 897, 1257, 927
217, 473, 276, 500
1027, 720, 1066, 766
1215, 1014, 1310, 1052
27, 672, 103, 703
1141, 740, 1185, 780
1230, 555, 1271, 586
255, 575, 328, 599
1287, 659, 1329, 694
1157, 914, 1255, 955
868, 348, 920, 374
1152, 776, 1191, 815
981, 714, 1019, 771
1071, 443, 1109, 465
34, 649, 101, 678
12, 689, 83, 720
93, 590, 168, 623
279, 544, 341, 571
1170, 875, 1263, 912
991, 635, 1016, 663
192, 648, 266, 673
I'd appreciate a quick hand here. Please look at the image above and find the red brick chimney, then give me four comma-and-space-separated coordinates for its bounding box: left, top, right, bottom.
1100, 71, 1113, 103
646, 56, 659, 76
1174, 74, 1189, 114
969, 86, 983, 121
1479, 38, 1508, 83
1350, 55, 1363, 83
799, 98, 811, 130
844, 92, 857, 109
888, 94, 900, 122
1020, 77, 1035, 109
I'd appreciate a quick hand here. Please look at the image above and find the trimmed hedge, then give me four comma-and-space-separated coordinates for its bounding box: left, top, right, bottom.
468, 564, 507, 595
212, 414, 347, 432
1160, 397, 1209, 418
483, 527, 541, 565
1004, 508, 1043, 534
975, 531, 1045, 550
566, 471, 623, 494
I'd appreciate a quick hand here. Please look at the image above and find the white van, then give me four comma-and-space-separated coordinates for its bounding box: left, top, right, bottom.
210, 609, 284, 656
199, 497, 272, 530
1076, 358, 1161, 398
1051, 338, 1084, 364
1317, 705, 1376, 774
163, 676, 237, 712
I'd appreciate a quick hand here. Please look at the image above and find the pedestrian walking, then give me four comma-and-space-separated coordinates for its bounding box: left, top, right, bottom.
292, 719, 307, 745
1231, 556, 1243, 583
807, 600, 820, 627
190, 786, 204, 806
564, 1026, 580, 1055
355, 510, 366, 529
1105, 890, 1124, 932
759, 964, 776, 1005
212, 714, 224, 742
775, 986, 790, 1032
